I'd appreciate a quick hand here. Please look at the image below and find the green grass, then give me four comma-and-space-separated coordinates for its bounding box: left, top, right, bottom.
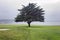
0, 24, 60, 40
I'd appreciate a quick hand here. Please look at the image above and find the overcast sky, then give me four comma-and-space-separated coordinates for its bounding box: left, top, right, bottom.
0, 0, 60, 22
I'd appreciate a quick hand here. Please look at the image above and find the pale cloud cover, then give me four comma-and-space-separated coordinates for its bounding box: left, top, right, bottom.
0, 0, 60, 23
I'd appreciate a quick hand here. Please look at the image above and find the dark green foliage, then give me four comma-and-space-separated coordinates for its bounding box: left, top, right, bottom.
15, 3, 45, 27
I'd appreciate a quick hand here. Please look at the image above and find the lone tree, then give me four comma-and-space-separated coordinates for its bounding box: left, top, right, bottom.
15, 3, 45, 27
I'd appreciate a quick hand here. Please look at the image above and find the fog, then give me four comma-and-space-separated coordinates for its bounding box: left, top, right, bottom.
0, 0, 60, 25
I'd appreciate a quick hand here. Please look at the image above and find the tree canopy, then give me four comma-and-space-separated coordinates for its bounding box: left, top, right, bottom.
15, 3, 45, 27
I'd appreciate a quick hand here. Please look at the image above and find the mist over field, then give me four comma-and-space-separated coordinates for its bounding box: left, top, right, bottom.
0, 19, 60, 25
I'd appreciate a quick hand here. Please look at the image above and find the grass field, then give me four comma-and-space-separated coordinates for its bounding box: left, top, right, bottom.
0, 24, 60, 40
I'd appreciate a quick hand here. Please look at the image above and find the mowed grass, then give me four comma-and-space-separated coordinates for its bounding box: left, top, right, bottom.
0, 24, 60, 40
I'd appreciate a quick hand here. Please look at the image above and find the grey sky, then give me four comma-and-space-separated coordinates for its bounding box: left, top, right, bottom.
0, 0, 60, 22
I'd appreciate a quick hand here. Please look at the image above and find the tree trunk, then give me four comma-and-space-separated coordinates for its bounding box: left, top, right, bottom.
27, 21, 31, 27
28, 22, 30, 27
